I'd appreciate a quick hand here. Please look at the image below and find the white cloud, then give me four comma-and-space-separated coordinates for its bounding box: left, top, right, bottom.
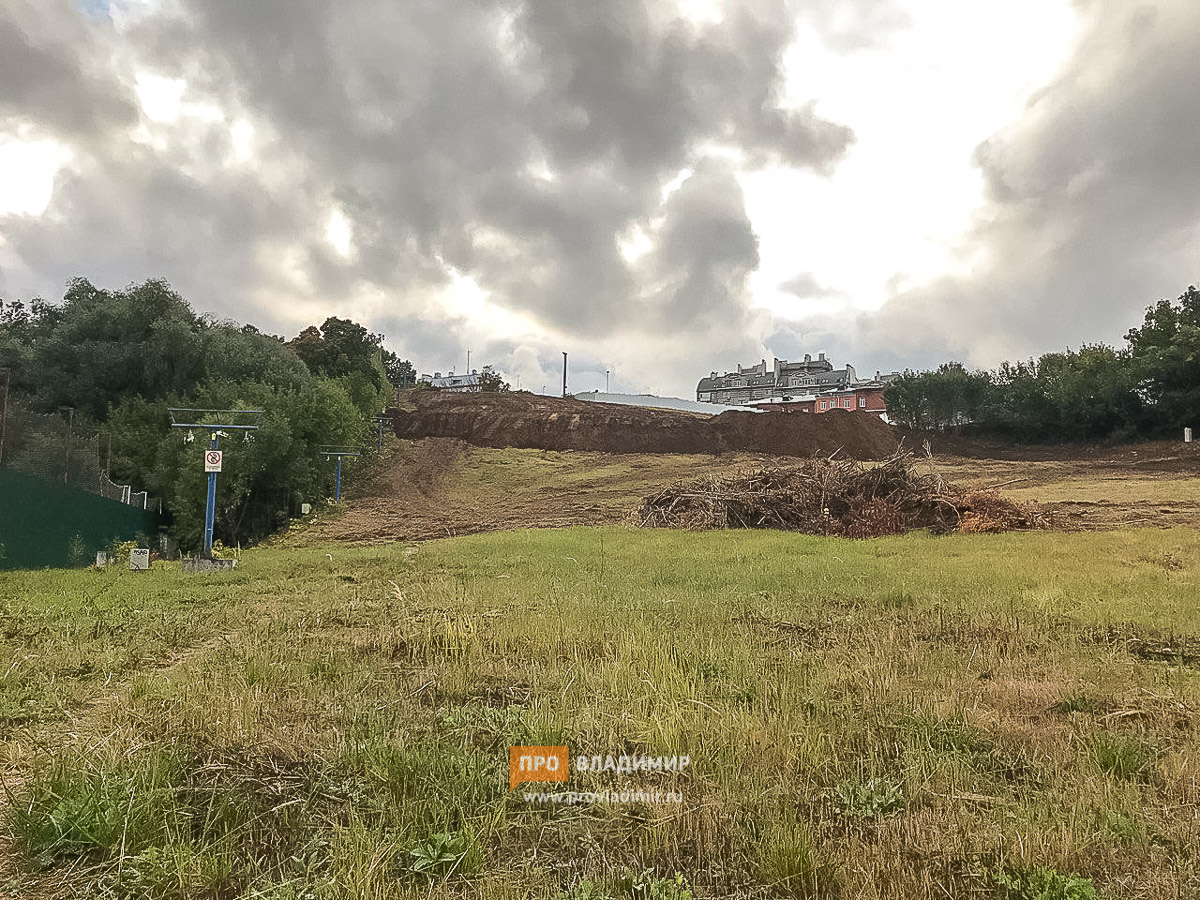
0, 135, 72, 217
324, 207, 354, 259
748, 0, 1081, 322
133, 71, 186, 122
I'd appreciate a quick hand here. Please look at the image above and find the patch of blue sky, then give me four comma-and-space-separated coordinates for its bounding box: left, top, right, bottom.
76, 0, 111, 20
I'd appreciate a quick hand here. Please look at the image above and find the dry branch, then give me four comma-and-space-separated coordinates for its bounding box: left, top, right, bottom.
638, 449, 1050, 537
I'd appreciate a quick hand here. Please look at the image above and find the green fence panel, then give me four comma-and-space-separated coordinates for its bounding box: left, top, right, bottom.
0, 469, 158, 570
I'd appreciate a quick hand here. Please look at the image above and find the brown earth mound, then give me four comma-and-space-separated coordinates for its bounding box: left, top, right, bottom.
389, 390, 897, 458
639, 451, 1051, 537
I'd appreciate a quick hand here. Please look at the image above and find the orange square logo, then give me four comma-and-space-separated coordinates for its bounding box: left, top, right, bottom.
510, 745, 569, 790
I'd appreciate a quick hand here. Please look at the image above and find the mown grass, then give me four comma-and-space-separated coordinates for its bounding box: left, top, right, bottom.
0, 526, 1197, 898
1006, 476, 1200, 507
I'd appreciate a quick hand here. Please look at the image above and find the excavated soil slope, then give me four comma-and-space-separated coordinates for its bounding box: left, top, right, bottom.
389, 391, 897, 458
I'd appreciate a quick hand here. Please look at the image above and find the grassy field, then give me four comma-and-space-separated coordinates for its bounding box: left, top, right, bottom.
0, 526, 1197, 899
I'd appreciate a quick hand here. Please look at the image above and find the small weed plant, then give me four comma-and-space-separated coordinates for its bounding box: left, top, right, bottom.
995, 866, 1099, 900
408, 830, 474, 878
832, 777, 906, 818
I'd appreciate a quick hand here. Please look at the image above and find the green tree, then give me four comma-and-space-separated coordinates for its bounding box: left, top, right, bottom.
286, 317, 392, 415
0, 299, 38, 384
924, 363, 990, 430
1035, 345, 1144, 439
1125, 285, 1200, 429
199, 322, 310, 390
156, 377, 366, 550
1, 278, 402, 551
883, 365, 990, 431
883, 373, 927, 430
477, 368, 510, 392
382, 350, 416, 388
15, 279, 204, 418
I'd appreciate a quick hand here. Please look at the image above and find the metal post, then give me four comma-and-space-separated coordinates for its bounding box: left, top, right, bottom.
0, 367, 8, 466
169, 409, 261, 561
562, 352, 568, 398
377, 419, 383, 450
203, 432, 218, 559
335, 455, 343, 503
63, 407, 74, 485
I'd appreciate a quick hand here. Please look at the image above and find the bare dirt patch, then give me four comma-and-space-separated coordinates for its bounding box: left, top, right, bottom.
929, 443, 1200, 529
295, 439, 792, 544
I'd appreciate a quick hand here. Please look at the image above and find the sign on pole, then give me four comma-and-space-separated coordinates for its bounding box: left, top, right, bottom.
204, 449, 223, 472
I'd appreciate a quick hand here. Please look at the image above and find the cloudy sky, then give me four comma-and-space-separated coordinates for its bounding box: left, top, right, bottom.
2, 0, 1198, 397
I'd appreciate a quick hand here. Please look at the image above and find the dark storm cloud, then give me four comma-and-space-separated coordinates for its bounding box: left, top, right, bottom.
0, 1, 136, 139
4, 144, 316, 324
1, 0, 855, 359
639, 161, 760, 333
855, 0, 1200, 369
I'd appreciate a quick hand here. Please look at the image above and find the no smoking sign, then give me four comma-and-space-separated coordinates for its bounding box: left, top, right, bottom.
204, 450, 223, 473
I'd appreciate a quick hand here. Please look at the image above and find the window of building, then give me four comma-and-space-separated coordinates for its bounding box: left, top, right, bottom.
819, 401, 827, 410
858, 397, 866, 408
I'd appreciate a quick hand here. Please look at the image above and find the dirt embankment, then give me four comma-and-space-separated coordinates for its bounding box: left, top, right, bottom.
388, 390, 898, 458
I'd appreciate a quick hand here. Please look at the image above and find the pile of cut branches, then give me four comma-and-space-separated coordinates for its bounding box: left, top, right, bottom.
638, 450, 1050, 537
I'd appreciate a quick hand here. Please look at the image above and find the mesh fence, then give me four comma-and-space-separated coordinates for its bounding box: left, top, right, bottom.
1, 401, 102, 488
0, 401, 162, 568
99, 473, 131, 504
1, 400, 159, 511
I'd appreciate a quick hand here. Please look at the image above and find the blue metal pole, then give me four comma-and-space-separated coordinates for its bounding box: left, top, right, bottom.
203, 433, 218, 559
335, 455, 343, 503
376, 420, 383, 450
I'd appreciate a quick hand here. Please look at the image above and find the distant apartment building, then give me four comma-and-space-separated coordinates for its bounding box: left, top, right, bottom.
696, 355, 897, 415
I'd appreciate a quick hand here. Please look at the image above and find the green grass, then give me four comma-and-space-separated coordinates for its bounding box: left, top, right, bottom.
0, 526, 1197, 898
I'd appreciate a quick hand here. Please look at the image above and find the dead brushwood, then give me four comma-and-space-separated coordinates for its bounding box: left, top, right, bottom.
638, 449, 1050, 537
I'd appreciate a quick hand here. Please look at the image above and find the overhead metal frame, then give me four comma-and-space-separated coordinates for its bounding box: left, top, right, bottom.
168, 408, 263, 559
318, 445, 364, 503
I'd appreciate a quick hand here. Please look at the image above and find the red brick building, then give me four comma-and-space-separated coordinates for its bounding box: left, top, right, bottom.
748, 384, 888, 416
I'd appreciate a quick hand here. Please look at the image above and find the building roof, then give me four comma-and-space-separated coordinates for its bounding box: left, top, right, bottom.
424, 373, 480, 389
574, 391, 761, 416
696, 372, 777, 391
778, 368, 854, 386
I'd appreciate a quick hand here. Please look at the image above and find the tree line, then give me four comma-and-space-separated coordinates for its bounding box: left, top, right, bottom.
883, 285, 1200, 441
0, 278, 415, 550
